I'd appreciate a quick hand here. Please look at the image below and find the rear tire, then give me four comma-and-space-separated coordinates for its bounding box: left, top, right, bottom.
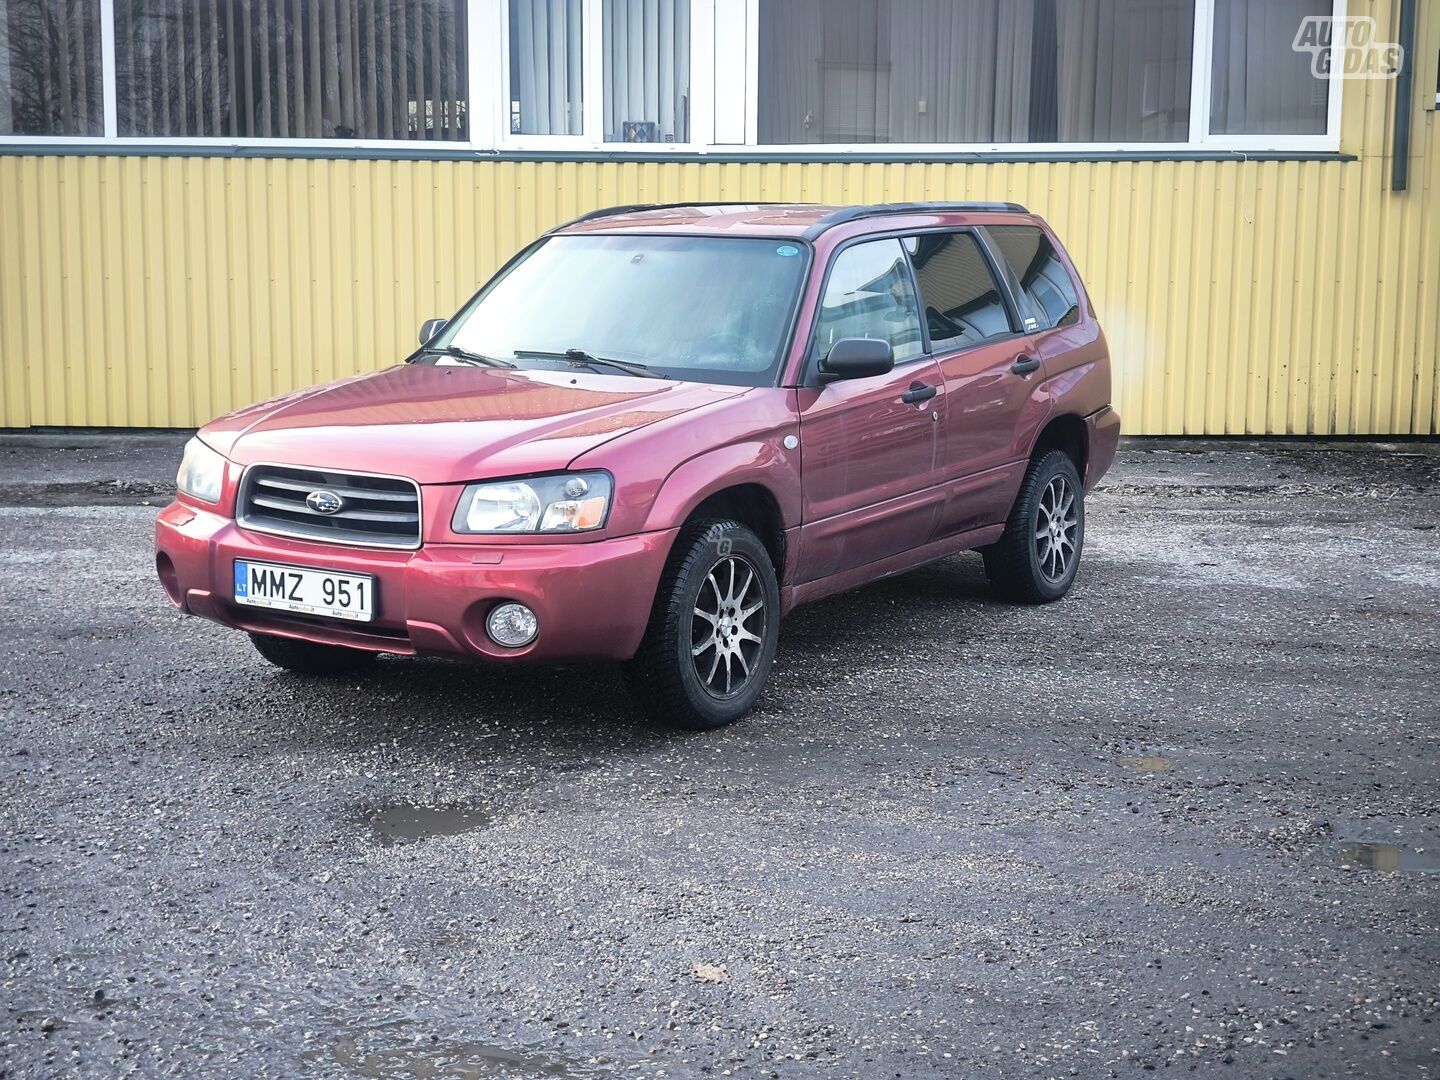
982, 449, 1085, 604
249, 633, 378, 675
625, 519, 780, 730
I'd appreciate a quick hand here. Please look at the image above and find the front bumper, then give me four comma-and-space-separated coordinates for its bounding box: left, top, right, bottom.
155, 502, 677, 662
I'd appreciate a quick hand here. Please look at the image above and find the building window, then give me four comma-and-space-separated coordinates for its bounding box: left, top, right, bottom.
757, 0, 1194, 146
509, 0, 583, 136
1210, 0, 1329, 135
1, 0, 104, 136
0, 0, 1344, 151
603, 0, 689, 144
114, 0, 468, 140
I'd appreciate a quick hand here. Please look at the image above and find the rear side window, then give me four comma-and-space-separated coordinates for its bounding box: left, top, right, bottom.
812, 238, 925, 364
988, 226, 1081, 330
904, 232, 1014, 352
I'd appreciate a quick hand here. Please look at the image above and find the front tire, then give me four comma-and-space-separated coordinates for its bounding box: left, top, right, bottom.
249, 633, 378, 675
625, 519, 780, 730
982, 449, 1085, 604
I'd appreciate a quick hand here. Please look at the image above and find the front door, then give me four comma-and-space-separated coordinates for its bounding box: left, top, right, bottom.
796, 238, 944, 583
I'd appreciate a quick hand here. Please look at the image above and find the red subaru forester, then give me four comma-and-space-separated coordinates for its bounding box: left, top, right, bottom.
156, 202, 1119, 729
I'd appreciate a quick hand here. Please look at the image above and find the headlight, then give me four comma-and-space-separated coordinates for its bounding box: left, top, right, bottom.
176, 437, 226, 504
452, 472, 613, 534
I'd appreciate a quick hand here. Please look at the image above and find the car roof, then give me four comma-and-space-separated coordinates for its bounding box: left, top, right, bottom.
551, 201, 1033, 241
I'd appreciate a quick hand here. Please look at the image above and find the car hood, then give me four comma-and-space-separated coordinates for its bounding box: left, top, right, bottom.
201, 364, 749, 485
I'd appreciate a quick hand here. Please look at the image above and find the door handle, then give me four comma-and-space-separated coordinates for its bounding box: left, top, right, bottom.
1010, 356, 1041, 376
900, 382, 937, 405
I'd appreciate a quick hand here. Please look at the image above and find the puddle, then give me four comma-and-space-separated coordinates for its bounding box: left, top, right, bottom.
364, 803, 492, 845
309, 1034, 599, 1079
1338, 841, 1440, 874
1121, 755, 1176, 774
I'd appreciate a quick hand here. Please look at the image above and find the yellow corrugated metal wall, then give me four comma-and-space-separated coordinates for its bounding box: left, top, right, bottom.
0, 1, 1435, 434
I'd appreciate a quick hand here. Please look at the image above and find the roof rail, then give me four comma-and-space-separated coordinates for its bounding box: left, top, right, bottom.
802, 201, 1029, 239
548, 201, 808, 233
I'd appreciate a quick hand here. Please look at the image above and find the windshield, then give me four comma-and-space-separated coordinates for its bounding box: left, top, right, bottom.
427, 235, 809, 386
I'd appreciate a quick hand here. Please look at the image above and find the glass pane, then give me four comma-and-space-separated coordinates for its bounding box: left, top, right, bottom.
115, 0, 469, 140
509, 0, 582, 135
989, 225, 1081, 330
908, 232, 1013, 350
441, 235, 808, 387
602, 0, 689, 143
813, 239, 924, 363
757, 0, 1193, 145
1, 0, 104, 136
1210, 0, 1329, 135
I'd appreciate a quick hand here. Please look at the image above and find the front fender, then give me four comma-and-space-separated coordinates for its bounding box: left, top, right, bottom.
641, 439, 802, 535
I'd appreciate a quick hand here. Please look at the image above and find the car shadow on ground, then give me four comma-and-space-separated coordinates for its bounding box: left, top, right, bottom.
244, 656, 656, 744
780, 550, 1019, 645
227, 551, 1007, 757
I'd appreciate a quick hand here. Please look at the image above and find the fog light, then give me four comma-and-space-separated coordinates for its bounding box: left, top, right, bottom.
486, 602, 538, 647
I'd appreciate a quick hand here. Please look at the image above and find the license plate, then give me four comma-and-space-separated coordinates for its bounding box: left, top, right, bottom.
233, 560, 375, 622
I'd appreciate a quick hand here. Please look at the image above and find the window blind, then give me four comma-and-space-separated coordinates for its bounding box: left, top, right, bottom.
115, 0, 468, 139
1, 0, 104, 135
602, 0, 689, 143
757, 0, 1195, 145
1211, 0, 1329, 134
510, 0, 583, 135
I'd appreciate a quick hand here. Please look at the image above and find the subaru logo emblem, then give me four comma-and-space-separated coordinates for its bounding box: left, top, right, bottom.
305, 489, 344, 515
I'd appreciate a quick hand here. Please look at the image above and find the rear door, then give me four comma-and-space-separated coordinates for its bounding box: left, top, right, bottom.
905, 229, 1041, 538
795, 237, 945, 583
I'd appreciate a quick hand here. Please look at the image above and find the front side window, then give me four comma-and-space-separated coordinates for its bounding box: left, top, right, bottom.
1, 0, 103, 136
114, 0, 468, 139
811, 239, 924, 364
757, 0, 1195, 145
1210, 0, 1330, 135
988, 226, 1080, 331
436, 235, 808, 386
906, 232, 1013, 352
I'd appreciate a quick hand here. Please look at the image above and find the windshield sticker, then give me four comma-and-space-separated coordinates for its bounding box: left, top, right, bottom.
776, 245, 799, 257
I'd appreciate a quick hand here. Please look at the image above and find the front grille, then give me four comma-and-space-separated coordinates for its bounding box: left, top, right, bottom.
238, 465, 421, 549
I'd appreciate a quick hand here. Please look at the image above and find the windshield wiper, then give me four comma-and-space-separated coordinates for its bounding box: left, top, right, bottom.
513, 348, 668, 380
419, 345, 515, 369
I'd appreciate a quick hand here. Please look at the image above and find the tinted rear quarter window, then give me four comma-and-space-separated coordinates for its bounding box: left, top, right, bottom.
988, 226, 1081, 330
904, 231, 1014, 352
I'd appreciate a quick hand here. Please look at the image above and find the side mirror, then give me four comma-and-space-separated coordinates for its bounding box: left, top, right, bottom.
817, 338, 895, 383
418, 318, 447, 345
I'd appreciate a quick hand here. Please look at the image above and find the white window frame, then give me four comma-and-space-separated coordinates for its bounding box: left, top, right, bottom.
1183, 0, 1347, 152
730, 0, 1345, 156
494, 0, 705, 151
0, 0, 1345, 155
1, 0, 494, 151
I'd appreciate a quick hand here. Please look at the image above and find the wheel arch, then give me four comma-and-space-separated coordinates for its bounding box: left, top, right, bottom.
684, 484, 789, 584
1031, 412, 1088, 478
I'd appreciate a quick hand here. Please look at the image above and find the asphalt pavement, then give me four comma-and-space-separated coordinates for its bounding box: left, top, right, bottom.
1, 433, 1437, 1079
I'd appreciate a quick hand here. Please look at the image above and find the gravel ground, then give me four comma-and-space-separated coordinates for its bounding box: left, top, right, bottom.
1, 435, 1437, 1080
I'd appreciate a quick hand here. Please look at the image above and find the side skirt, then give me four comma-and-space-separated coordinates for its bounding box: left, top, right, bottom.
779, 523, 1005, 616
